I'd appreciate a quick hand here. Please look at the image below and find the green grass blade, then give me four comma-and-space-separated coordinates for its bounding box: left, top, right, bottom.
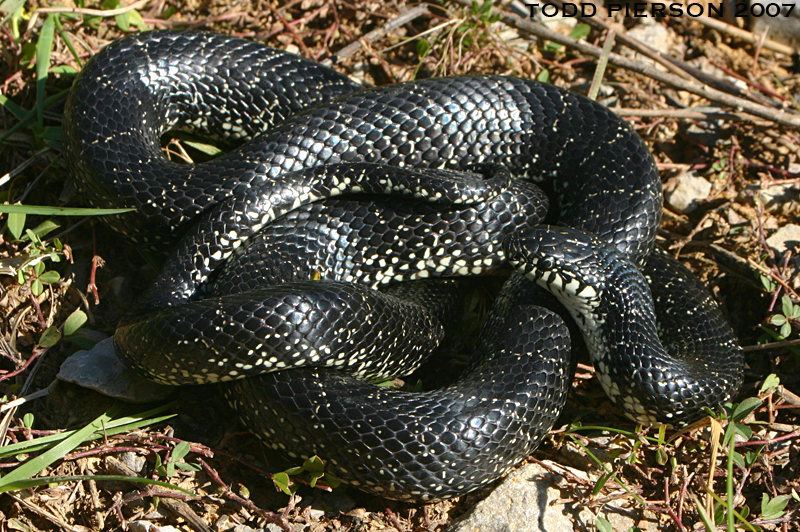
691, 494, 716, 532
0, 474, 195, 496
0, 205, 134, 215
0, 93, 28, 120
0, 403, 177, 459
0, 89, 69, 145
0, 0, 26, 28
53, 15, 82, 68
35, 14, 56, 132
0, 408, 117, 491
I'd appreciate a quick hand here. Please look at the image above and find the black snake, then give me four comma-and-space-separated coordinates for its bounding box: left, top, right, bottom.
63, 30, 744, 502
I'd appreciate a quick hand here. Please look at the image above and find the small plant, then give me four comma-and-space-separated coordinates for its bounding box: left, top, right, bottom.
154, 441, 202, 479
272, 455, 340, 496
768, 295, 800, 339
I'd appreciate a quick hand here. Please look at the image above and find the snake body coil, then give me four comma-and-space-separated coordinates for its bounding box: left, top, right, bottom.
64, 31, 744, 501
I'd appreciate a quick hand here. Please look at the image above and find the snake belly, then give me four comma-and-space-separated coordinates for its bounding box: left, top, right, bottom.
63, 31, 745, 502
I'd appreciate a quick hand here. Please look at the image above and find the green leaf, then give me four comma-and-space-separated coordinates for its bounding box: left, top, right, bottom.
416, 38, 431, 59
303, 456, 325, 473
33, 261, 45, 277
175, 462, 201, 472
0, 205, 135, 216
182, 140, 223, 156
31, 278, 43, 296
761, 494, 789, 519
569, 23, 591, 40
536, 69, 550, 83
63, 309, 87, 336
769, 314, 786, 326
655, 447, 667, 466
21, 220, 59, 241
38, 326, 61, 347
781, 296, 793, 318
731, 451, 745, 468
128, 8, 148, 31
593, 471, 612, 496
38, 270, 60, 284
115, 10, 131, 31
8, 211, 25, 239
283, 466, 304, 475
760, 373, 780, 394
22, 413, 34, 429
324, 471, 340, 488
760, 273, 777, 291
172, 441, 191, 462
595, 517, 613, 532
734, 422, 752, 442
781, 322, 792, 338
25, 227, 43, 246
272, 472, 293, 495
731, 397, 762, 422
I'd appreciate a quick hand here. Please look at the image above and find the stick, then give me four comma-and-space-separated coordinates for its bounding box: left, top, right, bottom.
450, 0, 800, 128
611, 107, 753, 121
322, 5, 429, 66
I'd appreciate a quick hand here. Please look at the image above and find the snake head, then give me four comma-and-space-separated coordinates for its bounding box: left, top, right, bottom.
503, 225, 613, 309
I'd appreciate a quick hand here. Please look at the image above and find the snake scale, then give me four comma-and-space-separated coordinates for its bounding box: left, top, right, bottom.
63, 30, 744, 501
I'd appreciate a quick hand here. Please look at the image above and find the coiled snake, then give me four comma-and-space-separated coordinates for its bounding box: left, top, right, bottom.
64, 30, 744, 502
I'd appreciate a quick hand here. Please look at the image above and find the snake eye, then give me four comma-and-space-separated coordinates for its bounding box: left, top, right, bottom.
539, 257, 556, 270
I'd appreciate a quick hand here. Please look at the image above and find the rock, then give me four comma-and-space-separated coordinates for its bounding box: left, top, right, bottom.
308, 490, 356, 518
766, 224, 800, 255
116, 451, 147, 475
665, 172, 712, 213
129, 521, 179, 532
58, 337, 174, 402
625, 23, 675, 70
447, 461, 658, 532
750, 0, 800, 47
750, 183, 798, 211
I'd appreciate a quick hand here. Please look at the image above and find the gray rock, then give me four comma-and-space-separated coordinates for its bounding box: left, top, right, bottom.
129, 521, 179, 532
448, 461, 658, 532
116, 451, 147, 475
752, 183, 798, 211
750, 0, 800, 47
766, 224, 800, 255
625, 23, 675, 70
665, 172, 712, 213
58, 337, 174, 402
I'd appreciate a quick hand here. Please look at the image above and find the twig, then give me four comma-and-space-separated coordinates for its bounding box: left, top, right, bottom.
641, 0, 796, 56
198, 458, 295, 532
0, 381, 55, 412
588, 31, 615, 101
547, 0, 699, 83
612, 107, 753, 121
7, 492, 84, 532
322, 5, 429, 66
743, 337, 800, 352
35, 0, 151, 17
451, 0, 800, 128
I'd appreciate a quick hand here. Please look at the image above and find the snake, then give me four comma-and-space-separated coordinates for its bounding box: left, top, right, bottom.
63, 30, 745, 502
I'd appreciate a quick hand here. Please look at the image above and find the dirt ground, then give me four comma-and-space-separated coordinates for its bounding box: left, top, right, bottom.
1, 0, 799, 530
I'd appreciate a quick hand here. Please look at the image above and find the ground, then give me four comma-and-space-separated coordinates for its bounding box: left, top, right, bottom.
0, 1, 799, 531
